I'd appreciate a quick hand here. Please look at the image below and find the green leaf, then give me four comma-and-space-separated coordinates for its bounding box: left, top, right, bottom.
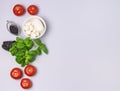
24, 37, 33, 49
16, 43, 25, 49
34, 39, 42, 45
9, 46, 16, 52
10, 50, 17, 56
40, 44, 48, 54
16, 56, 25, 64
16, 37, 24, 43
11, 42, 16, 47
35, 47, 42, 55
7, 37, 49, 67
21, 60, 25, 67
28, 50, 37, 56
27, 55, 35, 62
25, 59, 29, 65
9, 46, 17, 56
9, 42, 16, 51
15, 50, 25, 57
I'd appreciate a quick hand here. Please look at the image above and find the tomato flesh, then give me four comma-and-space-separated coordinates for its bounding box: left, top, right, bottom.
10, 68, 22, 79
13, 4, 25, 16
21, 78, 32, 89
24, 65, 36, 76
27, 5, 38, 15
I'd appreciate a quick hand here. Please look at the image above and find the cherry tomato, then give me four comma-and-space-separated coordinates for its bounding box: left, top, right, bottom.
10, 68, 22, 79
24, 65, 36, 76
13, 4, 25, 16
27, 5, 38, 15
21, 78, 32, 89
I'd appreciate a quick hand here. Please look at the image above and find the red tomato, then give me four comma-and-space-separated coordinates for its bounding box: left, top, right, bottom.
27, 5, 38, 15
13, 4, 25, 16
24, 65, 36, 76
20, 78, 32, 89
10, 68, 22, 79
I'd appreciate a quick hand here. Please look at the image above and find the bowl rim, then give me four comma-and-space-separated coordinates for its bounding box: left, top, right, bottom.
22, 16, 47, 39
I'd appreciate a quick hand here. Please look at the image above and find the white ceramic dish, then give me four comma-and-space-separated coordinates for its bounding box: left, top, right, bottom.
22, 16, 46, 39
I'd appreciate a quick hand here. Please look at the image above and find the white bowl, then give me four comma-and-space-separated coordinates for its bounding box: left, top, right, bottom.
22, 16, 46, 39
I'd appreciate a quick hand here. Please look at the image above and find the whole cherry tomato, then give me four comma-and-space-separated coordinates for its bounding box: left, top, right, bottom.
27, 5, 38, 15
24, 65, 37, 76
13, 4, 25, 16
10, 68, 22, 79
20, 78, 32, 89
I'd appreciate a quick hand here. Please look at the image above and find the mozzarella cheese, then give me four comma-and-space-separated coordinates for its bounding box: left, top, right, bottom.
23, 18, 45, 38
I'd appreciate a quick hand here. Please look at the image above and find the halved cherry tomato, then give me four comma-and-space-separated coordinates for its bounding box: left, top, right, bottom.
21, 78, 32, 89
27, 5, 38, 15
10, 68, 22, 79
13, 4, 25, 16
24, 65, 36, 76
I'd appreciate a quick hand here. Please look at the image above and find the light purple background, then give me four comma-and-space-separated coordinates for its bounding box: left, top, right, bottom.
0, 0, 120, 91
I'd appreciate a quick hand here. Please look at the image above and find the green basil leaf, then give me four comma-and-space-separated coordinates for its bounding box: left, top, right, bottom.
16, 37, 24, 43
24, 37, 33, 49
34, 39, 42, 45
40, 44, 48, 54
16, 43, 25, 49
